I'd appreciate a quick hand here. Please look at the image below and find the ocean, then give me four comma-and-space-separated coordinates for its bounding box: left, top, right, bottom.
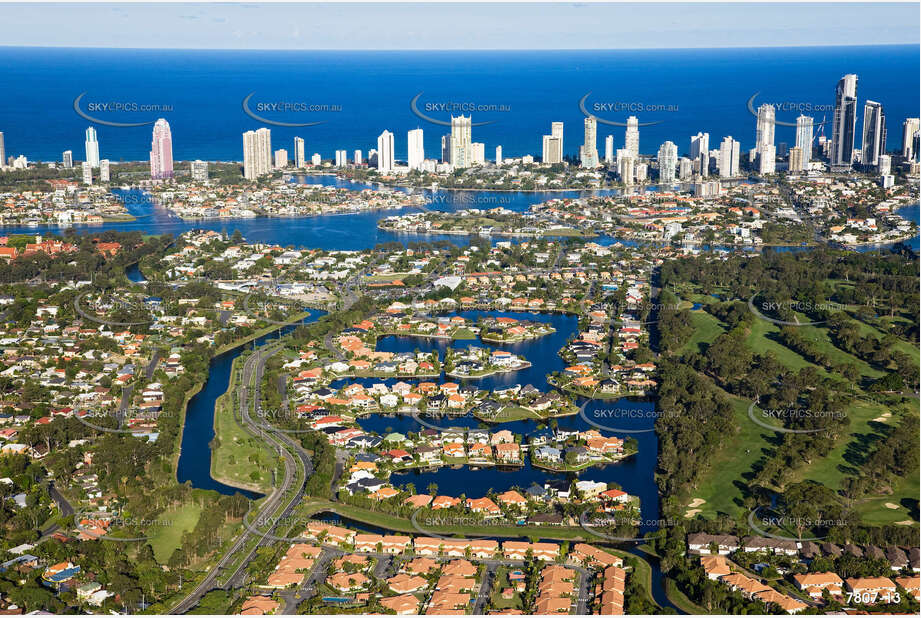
1, 45, 918, 163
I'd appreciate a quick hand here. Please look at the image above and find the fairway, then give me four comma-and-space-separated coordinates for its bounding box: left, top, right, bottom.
684, 395, 770, 520
680, 309, 726, 355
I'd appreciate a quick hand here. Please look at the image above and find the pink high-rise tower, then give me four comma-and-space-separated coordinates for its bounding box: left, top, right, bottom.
150, 118, 174, 179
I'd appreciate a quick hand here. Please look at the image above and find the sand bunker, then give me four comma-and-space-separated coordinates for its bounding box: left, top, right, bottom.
688, 498, 706, 508
885, 503, 900, 509
684, 509, 702, 518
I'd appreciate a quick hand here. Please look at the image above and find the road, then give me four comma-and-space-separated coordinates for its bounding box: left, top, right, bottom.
471, 561, 497, 615
167, 343, 308, 614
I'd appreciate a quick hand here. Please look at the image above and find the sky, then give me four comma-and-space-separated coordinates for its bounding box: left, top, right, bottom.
0, 2, 917, 50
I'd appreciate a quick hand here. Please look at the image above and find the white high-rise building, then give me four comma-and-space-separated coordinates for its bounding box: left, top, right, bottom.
450, 115, 472, 169
604, 135, 614, 164
580, 116, 599, 168
471, 142, 485, 165
635, 162, 647, 182
551, 122, 564, 159
657, 141, 678, 184
795, 116, 813, 165
85, 127, 100, 168
690, 132, 709, 177
335, 150, 348, 167
354, 150, 362, 165
542, 134, 562, 164
62, 150, 73, 169
0, 132, 4, 169
758, 144, 776, 174
495, 146, 503, 165
718, 136, 740, 178
624, 116, 639, 157
901, 118, 920, 161
877, 154, 891, 176
274, 149, 288, 169
831, 74, 858, 167
678, 157, 693, 181
861, 101, 886, 167
377, 130, 394, 172
616, 149, 634, 184
243, 128, 272, 179
81, 161, 92, 185
99, 159, 110, 182
294, 137, 305, 168
191, 160, 208, 181
311, 153, 322, 166
407, 128, 425, 170
755, 104, 775, 155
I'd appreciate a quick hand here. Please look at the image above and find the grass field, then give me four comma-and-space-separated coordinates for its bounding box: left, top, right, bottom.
684, 395, 769, 520
795, 323, 885, 379
148, 502, 204, 563
680, 310, 726, 355
744, 318, 819, 372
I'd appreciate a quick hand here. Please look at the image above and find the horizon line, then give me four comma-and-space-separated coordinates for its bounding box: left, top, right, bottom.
0, 42, 917, 52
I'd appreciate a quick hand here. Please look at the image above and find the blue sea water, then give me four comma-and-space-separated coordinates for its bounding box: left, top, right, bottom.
1, 46, 918, 163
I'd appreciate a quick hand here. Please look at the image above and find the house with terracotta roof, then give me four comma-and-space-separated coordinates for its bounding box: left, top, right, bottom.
240, 596, 280, 615
792, 572, 844, 598
845, 576, 897, 603
895, 576, 920, 601
568, 543, 623, 569
386, 573, 429, 594
466, 496, 501, 515
700, 555, 732, 580
379, 594, 420, 615
327, 571, 370, 592
496, 490, 528, 508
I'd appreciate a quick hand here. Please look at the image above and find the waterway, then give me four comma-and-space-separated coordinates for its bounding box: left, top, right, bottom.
175, 309, 326, 499
90, 179, 914, 612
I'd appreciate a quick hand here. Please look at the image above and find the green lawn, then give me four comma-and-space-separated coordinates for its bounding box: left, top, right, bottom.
849, 316, 921, 366
794, 323, 885, 379
210, 357, 276, 493
147, 502, 203, 563
680, 310, 726, 355
745, 318, 819, 371
452, 327, 477, 340
684, 395, 769, 520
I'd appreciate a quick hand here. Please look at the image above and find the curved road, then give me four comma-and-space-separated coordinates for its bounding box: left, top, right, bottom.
168, 343, 309, 614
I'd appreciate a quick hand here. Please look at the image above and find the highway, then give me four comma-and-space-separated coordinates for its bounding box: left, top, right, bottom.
167, 342, 309, 614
